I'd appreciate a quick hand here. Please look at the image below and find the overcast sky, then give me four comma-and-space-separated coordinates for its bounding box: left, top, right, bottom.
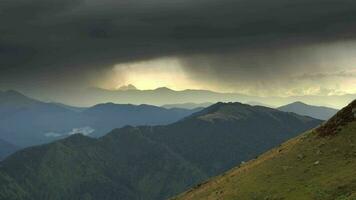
1, 0, 356, 101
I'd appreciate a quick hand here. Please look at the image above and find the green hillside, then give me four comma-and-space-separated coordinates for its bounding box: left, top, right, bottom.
146, 102, 322, 177
0, 132, 204, 200
173, 100, 356, 200
0, 102, 322, 200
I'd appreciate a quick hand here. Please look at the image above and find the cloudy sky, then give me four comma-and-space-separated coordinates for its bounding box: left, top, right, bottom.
1, 0, 356, 101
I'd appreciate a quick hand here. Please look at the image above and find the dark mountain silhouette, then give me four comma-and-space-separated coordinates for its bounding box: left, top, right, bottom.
162, 102, 213, 109
81, 103, 203, 138
82, 87, 248, 107
117, 84, 138, 91
145, 102, 322, 176
0, 90, 199, 148
173, 100, 356, 200
278, 101, 338, 120
0, 102, 322, 200
55, 87, 356, 109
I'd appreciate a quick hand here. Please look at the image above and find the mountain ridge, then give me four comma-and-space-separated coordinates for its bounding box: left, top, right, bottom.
316, 99, 356, 136
173, 99, 356, 200
49, 87, 356, 108
0, 101, 322, 200
0, 91, 200, 148
278, 101, 339, 120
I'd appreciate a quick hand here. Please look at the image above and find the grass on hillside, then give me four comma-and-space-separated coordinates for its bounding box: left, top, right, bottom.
173, 122, 356, 200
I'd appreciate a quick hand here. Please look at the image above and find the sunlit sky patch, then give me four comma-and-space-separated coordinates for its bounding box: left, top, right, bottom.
97, 57, 209, 91
95, 41, 356, 97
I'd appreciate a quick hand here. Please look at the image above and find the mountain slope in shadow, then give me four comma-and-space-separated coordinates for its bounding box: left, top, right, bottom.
0, 102, 322, 200
173, 100, 356, 200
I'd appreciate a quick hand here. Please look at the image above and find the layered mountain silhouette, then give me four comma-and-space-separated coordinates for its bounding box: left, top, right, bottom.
55, 86, 356, 109
0, 102, 322, 200
162, 102, 213, 109
174, 100, 356, 200
0, 90, 200, 148
117, 84, 138, 91
278, 101, 338, 120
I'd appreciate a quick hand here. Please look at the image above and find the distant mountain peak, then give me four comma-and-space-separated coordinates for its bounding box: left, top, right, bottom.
317, 99, 356, 136
155, 87, 174, 91
189, 102, 268, 122
1, 90, 26, 98
203, 102, 252, 113
286, 101, 333, 109
0, 90, 37, 105
117, 84, 137, 91
291, 101, 308, 105
278, 101, 338, 120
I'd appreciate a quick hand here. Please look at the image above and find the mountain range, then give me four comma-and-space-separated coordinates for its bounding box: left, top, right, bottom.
0, 90, 200, 148
47, 86, 355, 109
278, 101, 339, 120
162, 102, 273, 110
0, 102, 322, 200
173, 100, 356, 200
162, 102, 213, 109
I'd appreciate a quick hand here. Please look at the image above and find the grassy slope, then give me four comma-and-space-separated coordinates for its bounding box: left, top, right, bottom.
147, 103, 322, 177
173, 109, 356, 200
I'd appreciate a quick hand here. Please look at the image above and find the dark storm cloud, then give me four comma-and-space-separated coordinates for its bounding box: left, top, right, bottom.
1, 0, 356, 90
296, 71, 356, 80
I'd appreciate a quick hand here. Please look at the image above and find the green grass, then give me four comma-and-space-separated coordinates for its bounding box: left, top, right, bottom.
173, 122, 356, 200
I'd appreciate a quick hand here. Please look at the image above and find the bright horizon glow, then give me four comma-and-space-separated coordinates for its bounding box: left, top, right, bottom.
114, 58, 190, 90
95, 41, 356, 97
98, 57, 219, 92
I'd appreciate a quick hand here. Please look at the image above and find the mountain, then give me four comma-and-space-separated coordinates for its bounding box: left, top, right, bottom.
246, 101, 273, 108
117, 84, 138, 91
0, 90, 81, 147
0, 90, 38, 106
0, 139, 18, 160
145, 103, 322, 176
48, 87, 356, 109
52, 102, 87, 112
173, 99, 356, 200
81, 103, 203, 137
0, 132, 205, 200
278, 101, 338, 120
0, 102, 322, 200
162, 102, 213, 109
78, 87, 252, 107
0, 90, 199, 147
